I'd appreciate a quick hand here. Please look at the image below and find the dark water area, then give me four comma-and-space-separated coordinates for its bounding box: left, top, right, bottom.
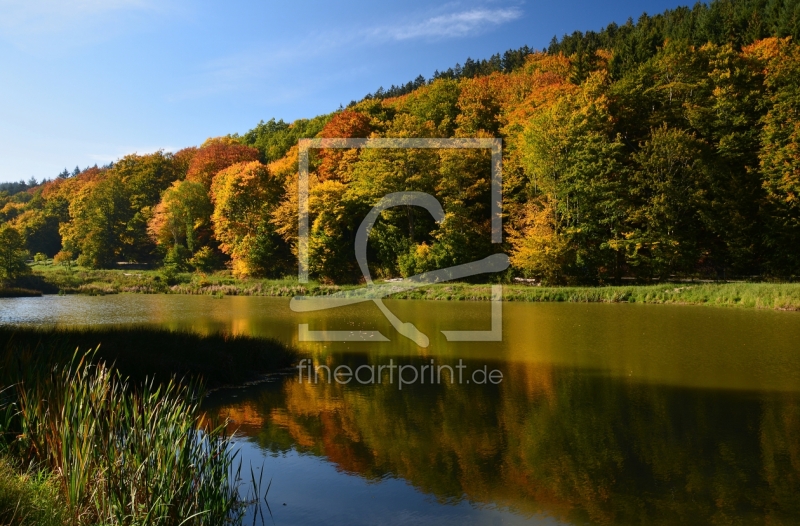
2, 295, 799, 524
206, 363, 799, 525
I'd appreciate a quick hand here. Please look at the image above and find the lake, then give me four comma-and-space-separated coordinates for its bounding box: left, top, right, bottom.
2, 294, 800, 524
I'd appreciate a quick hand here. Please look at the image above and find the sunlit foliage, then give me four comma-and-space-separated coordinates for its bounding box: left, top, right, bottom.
211, 161, 288, 278
6, 0, 800, 282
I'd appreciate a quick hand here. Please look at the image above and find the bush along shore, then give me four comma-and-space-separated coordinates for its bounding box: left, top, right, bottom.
0, 327, 297, 525
14, 267, 800, 312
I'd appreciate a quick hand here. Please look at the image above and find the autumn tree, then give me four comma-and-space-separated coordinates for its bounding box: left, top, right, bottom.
307, 179, 363, 282
186, 138, 260, 189
753, 38, 800, 275
148, 180, 212, 253
398, 78, 461, 136
171, 147, 198, 180
240, 115, 331, 163
0, 225, 30, 282
345, 114, 439, 278
625, 125, 710, 278
60, 175, 128, 268
317, 110, 372, 182
518, 72, 626, 282
10, 187, 66, 257
107, 151, 177, 262
211, 161, 287, 277
509, 202, 569, 283
455, 75, 502, 136
53, 250, 73, 271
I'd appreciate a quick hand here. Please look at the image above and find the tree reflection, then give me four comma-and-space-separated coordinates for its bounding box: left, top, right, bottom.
210, 358, 800, 524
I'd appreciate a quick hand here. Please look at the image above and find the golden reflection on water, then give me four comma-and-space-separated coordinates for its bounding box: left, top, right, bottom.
3, 294, 800, 523
2, 295, 797, 382
210, 358, 800, 525
3, 294, 800, 392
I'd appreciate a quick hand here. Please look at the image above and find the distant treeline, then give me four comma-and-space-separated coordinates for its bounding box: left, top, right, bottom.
3, 0, 800, 285
357, 0, 800, 102
355, 47, 535, 102
0, 180, 39, 197
0, 164, 111, 198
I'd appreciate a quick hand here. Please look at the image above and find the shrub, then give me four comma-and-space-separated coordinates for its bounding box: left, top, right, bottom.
52, 251, 73, 271
189, 246, 220, 273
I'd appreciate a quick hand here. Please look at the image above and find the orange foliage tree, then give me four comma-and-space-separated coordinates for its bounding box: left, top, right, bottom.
317, 110, 372, 182
186, 138, 260, 189
171, 147, 198, 180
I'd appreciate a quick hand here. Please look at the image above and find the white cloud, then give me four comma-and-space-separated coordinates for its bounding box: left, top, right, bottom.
372, 7, 522, 41
182, 4, 522, 99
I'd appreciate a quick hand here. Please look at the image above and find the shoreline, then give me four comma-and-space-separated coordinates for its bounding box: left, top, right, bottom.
8, 268, 800, 312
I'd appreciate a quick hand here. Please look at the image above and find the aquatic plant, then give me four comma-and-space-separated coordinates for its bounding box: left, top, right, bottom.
2, 351, 245, 525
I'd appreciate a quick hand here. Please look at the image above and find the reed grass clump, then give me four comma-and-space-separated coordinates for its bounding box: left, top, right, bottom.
2, 352, 246, 525
0, 326, 296, 524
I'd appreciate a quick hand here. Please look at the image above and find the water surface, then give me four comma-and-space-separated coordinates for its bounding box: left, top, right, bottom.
2, 295, 799, 524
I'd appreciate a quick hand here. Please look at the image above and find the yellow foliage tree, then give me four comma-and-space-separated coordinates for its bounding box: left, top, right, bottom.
210, 161, 285, 277
508, 202, 570, 284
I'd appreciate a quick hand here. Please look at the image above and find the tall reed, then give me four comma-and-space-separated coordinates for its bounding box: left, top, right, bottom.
4, 351, 247, 525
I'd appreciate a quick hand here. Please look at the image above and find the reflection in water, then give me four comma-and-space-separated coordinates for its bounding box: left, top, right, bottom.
3, 295, 800, 391
2, 295, 800, 523
208, 363, 800, 525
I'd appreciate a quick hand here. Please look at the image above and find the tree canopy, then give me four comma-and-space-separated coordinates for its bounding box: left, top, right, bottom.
5, 0, 800, 282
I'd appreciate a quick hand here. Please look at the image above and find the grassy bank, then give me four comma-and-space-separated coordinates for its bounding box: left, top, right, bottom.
0, 327, 296, 525
23, 265, 341, 296
389, 282, 800, 311
22, 265, 800, 312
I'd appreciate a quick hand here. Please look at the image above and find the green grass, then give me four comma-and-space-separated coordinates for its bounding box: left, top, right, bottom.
22, 265, 800, 311
23, 265, 340, 297
386, 281, 800, 310
20, 266, 172, 295
0, 326, 296, 389
0, 458, 68, 526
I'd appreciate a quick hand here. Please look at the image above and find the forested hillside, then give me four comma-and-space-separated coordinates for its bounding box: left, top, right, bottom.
3, 0, 800, 284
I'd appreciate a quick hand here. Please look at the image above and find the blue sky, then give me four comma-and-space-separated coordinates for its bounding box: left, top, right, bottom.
0, 0, 685, 183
